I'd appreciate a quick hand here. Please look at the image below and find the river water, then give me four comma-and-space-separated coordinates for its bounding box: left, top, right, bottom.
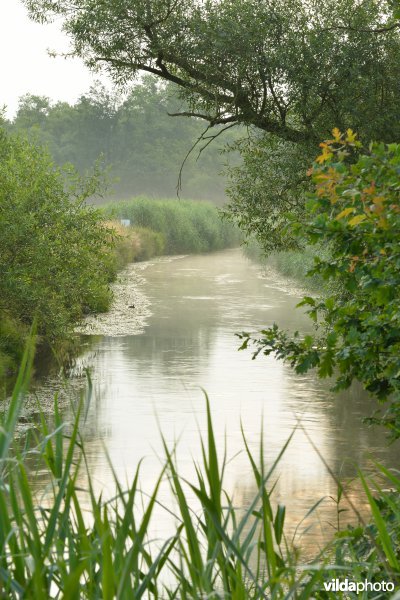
35, 248, 400, 551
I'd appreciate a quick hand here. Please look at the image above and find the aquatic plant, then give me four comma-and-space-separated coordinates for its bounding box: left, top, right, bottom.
0, 340, 399, 597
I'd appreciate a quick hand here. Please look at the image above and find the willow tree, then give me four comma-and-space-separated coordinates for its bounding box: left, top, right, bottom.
26, 0, 400, 249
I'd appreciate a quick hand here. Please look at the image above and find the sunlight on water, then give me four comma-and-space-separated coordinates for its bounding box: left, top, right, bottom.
34, 249, 400, 553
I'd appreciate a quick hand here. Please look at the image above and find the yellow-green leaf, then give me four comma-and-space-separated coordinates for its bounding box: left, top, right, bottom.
336, 207, 355, 220
332, 127, 341, 142
345, 128, 357, 143
348, 214, 367, 227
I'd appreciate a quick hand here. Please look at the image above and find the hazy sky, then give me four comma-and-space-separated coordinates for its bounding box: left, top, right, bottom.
1, 0, 108, 118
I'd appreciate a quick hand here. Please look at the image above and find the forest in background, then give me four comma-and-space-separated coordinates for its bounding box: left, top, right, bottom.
2, 77, 238, 203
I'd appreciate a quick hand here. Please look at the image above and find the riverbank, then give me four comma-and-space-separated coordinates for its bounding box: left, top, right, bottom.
75, 257, 172, 336
0, 191, 240, 382
244, 237, 327, 291
102, 196, 241, 255
13, 257, 155, 420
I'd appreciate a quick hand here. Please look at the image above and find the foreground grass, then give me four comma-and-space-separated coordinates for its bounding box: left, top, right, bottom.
1, 340, 399, 598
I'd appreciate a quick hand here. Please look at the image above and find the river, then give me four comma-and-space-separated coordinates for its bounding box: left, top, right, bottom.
32, 248, 400, 552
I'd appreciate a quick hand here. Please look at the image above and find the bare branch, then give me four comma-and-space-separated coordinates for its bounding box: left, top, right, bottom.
195, 122, 237, 160
267, 76, 286, 124
168, 111, 238, 127
168, 111, 216, 120
176, 122, 237, 197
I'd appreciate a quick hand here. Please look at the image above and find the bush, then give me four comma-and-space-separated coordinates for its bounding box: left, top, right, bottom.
0, 129, 114, 369
0, 313, 28, 379
106, 221, 139, 268
239, 130, 400, 435
103, 197, 241, 254
132, 226, 165, 261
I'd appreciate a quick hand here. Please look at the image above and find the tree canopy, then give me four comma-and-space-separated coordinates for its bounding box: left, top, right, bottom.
25, 0, 400, 144
224, 133, 312, 251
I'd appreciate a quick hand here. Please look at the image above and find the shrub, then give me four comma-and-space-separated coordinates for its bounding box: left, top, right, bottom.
239, 130, 400, 435
0, 129, 114, 368
132, 226, 165, 261
104, 221, 166, 267
103, 220, 140, 269
0, 313, 27, 379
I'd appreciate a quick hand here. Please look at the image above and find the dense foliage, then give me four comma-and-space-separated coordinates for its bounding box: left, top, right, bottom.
239, 131, 400, 434
0, 129, 114, 374
7, 79, 234, 202
225, 134, 312, 251
25, 0, 400, 142
104, 197, 241, 254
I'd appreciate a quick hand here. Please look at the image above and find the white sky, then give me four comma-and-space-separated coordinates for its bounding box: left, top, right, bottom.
1, 0, 109, 118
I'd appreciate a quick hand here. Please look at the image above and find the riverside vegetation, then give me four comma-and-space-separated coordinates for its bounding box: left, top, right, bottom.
240, 132, 400, 436
103, 197, 241, 255
0, 338, 399, 598
4, 0, 400, 593
243, 239, 328, 292
0, 129, 114, 379
0, 129, 239, 379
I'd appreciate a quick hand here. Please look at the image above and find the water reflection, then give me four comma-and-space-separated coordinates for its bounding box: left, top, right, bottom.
34, 249, 400, 551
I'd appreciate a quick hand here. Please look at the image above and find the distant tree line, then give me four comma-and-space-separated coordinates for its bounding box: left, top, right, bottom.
6, 78, 236, 203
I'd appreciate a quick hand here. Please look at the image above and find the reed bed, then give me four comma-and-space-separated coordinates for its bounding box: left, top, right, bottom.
103, 197, 241, 255
0, 338, 399, 598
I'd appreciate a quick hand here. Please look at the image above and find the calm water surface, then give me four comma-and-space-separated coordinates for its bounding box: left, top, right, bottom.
43, 249, 399, 549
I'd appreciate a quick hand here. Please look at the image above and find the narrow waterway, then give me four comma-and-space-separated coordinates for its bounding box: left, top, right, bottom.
34, 248, 400, 551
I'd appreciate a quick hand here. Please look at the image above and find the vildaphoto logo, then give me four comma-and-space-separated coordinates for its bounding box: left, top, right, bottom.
323, 579, 395, 594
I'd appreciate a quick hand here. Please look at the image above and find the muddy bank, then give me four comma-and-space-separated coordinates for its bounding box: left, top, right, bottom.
75, 260, 152, 336
15, 256, 182, 421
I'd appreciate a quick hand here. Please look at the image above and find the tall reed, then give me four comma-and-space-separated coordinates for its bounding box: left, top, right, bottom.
0, 340, 399, 597
103, 197, 241, 255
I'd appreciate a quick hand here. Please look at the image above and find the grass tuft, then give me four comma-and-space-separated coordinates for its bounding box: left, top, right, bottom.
0, 345, 399, 597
